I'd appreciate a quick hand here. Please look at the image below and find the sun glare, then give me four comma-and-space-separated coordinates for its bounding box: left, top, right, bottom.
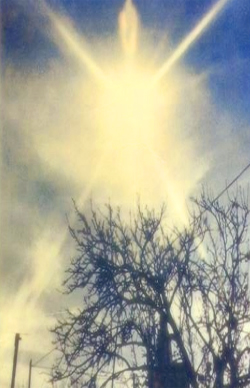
99, 66, 158, 151
44, 0, 230, 214
93, 63, 166, 201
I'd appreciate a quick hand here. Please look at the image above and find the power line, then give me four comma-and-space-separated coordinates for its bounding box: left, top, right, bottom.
172, 161, 250, 242
191, 161, 250, 226
28, 348, 57, 388
32, 365, 52, 370
212, 161, 250, 203
33, 348, 56, 367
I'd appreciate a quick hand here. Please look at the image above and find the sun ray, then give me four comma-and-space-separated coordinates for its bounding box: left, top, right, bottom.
152, 0, 231, 84
41, 0, 216, 213
44, 5, 107, 84
40, 0, 229, 217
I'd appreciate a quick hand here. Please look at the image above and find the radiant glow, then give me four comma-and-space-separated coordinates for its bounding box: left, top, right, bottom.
99, 67, 157, 151
89, 60, 198, 224
43, 0, 230, 218
152, 0, 231, 84
95, 64, 163, 199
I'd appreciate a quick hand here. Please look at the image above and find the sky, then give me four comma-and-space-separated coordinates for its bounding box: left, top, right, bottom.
1, 0, 250, 387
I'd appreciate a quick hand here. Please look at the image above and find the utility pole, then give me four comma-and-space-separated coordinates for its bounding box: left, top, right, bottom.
10, 333, 21, 388
132, 373, 136, 388
28, 359, 32, 388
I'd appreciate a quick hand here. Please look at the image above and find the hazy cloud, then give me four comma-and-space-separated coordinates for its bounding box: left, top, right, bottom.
1, 1, 250, 387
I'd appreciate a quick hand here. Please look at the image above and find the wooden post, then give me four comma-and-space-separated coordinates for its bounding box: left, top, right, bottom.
10, 333, 21, 388
28, 359, 32, 388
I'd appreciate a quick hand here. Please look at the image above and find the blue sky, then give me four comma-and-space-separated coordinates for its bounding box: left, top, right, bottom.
2, 0, 250, 120
1, 0, 250, 387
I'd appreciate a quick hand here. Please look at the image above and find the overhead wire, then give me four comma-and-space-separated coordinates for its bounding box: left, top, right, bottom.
33, 348, 57, 367
211, 161, 250, 204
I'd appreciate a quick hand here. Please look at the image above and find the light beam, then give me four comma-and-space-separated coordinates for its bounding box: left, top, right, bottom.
45, 6, 107, 83
42, 0, 212, 213
152, 0, 231, 84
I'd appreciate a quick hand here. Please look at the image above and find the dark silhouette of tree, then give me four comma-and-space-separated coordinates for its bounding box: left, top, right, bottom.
180, 190, 250, 388
52, 192, 250, 388
52, 204, 199, 388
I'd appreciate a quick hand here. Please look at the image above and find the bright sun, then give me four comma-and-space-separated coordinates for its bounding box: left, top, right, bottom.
99, 66, 159, 152
44, 0, 230, 218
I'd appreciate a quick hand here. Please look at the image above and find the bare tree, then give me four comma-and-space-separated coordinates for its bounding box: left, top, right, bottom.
52, 191, 250, 388
180, 190, 250, 388
51, 204, 199, 388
